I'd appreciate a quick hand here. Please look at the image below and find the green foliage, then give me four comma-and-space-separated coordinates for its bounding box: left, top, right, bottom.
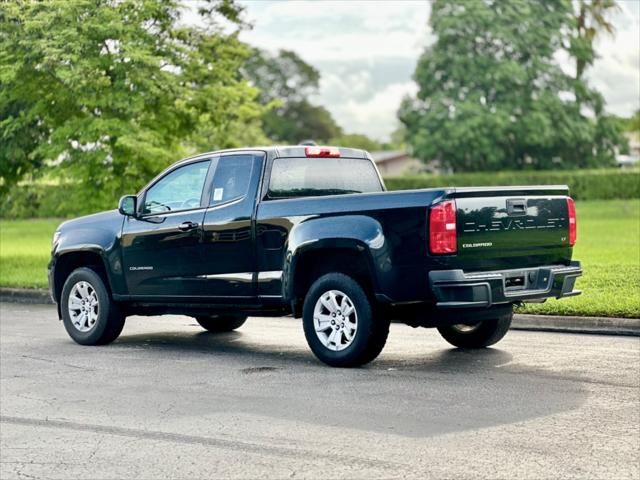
400, 0, 625, 172
608, 113, 636, 155
382, 125, 408, 150
571, 0, 620, 81
0, 0, 266, 199
625, 110, 640, 133
243, 48, 342, 144
244, 48, 320, 104
1, 182, 103, 219
384, 169, 640, 201
263, 100, 342, 144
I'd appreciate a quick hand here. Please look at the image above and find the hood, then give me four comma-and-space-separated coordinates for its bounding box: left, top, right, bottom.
57, 209, 123, 232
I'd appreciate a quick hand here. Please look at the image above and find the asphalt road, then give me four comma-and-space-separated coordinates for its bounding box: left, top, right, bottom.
1, 302, 639, 480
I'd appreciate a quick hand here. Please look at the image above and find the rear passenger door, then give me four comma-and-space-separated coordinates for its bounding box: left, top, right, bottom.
198, 152, 265, 299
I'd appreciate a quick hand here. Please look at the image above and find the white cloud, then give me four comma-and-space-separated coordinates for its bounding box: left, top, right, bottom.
240, 0, 432, 62
587, 1, 640, 116
324, 80, 417, 140
238, 0, 431, 141
232, 0, 639, 141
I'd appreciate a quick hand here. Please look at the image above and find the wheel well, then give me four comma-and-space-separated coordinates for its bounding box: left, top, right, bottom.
291, 248, 375, 317
53, 252, 109, 303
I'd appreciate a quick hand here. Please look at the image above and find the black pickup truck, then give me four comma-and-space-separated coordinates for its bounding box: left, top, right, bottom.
49, 146, 581, 367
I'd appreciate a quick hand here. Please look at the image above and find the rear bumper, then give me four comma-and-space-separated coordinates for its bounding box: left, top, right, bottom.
429, 261, 582, 309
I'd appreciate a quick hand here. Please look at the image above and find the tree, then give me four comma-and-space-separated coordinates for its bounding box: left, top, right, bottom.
382, 125, 408, 150
571, 0, 620, 81
244, 48, 320, 105
265, 100, 342, 144
628, 110, 640, 133
609, 110, 639, 155
565, 0, 625, 162
0, 0, 266, 201
329, 133, 382, 151
399, 0, 623, 172
243, 49, 342, 144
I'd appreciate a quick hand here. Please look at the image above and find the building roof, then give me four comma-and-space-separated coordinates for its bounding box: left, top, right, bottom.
369, 150, 410, 164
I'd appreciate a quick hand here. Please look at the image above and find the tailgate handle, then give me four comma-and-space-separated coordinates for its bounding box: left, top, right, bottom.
507, 199, 527, 216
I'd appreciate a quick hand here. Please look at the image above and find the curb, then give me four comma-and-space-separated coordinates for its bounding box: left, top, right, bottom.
512, 313, 639, 336
1, 288, 638, 336
1, 288, 53, 305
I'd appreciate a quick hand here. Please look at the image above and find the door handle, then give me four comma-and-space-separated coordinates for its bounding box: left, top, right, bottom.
178, 221, 199, 231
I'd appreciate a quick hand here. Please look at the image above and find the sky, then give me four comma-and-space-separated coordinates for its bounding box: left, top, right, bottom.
233, 0, 640, 142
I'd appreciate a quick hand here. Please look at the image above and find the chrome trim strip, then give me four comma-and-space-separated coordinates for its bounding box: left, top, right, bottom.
197, 273, 253, 282
206, 196, 244, 211
257, 271, 283, 281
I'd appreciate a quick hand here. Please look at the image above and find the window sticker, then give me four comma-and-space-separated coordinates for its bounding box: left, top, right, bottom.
213, 188, 224, 201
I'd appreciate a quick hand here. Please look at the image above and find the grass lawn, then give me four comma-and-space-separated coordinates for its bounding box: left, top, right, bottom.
1, 199, 638, 317
0, 218, 60, 290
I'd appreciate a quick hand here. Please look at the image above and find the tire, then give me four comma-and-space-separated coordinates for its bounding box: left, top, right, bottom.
302, 273, 389, 368
61, 267, 125, 346
437, 308, 513, 349
194, 315, 247, 332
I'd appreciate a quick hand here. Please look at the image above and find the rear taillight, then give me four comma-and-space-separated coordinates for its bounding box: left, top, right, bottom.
429, 200, 457, 254
567, 197, 577, 246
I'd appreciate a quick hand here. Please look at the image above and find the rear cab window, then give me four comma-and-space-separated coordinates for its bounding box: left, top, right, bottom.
267, 157, 383, 199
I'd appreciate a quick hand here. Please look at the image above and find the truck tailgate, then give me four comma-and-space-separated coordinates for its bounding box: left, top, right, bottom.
452, 186, 573, 270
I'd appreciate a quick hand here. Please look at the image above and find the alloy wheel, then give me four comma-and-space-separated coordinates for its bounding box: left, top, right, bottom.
67, 281, 99, 332
313, 289, 358, 351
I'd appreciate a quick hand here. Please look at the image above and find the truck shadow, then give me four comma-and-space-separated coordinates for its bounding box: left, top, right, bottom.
111, 326, 590, 438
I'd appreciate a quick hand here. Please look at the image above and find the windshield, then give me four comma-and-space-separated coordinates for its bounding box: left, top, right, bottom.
268, 157, 383, 199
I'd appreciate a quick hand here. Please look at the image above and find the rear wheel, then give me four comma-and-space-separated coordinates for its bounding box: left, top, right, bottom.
61, 267, 125, 345
194, 315, 247, 332
302, 273, 389, 367
437, 308, 513, 348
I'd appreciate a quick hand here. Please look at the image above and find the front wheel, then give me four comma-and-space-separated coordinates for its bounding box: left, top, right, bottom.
61, 267, 125, 345
437, 308, 513, 349
194, 315, 247, 332
302, 273, 389, 368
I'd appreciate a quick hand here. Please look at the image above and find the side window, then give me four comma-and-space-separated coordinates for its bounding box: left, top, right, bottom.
209, 155, 255, 206
143, 161, 210, 214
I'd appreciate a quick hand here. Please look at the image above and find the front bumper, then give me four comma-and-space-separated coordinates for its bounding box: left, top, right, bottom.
429, 261, 582, 308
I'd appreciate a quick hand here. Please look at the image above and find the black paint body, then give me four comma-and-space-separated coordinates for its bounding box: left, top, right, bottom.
49, 147, 581, 325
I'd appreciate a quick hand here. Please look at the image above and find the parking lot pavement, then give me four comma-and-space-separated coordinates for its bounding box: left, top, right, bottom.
1, 302, 638, 480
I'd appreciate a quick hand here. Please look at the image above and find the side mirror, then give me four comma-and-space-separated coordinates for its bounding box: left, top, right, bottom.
118, 195, 137, 217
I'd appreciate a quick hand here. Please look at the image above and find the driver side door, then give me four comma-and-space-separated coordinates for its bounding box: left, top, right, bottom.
121, 159, 214, 298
